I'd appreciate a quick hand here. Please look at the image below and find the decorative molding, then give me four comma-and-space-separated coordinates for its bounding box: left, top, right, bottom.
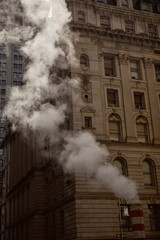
80, 106, 95, 113
118, 54, 128, 65
143, 57, 153, 68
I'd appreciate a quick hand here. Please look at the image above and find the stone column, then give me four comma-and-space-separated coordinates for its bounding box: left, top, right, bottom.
143, 58, 160, 144
118, 54, 137, 143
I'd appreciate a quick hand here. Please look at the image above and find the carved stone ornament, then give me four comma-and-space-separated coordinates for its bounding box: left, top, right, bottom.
143, 57, 153, 68
118, 54, 128, 65
81, 74, 92, 103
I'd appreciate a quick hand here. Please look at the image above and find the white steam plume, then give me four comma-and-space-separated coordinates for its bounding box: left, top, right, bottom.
3, 0, 139, 202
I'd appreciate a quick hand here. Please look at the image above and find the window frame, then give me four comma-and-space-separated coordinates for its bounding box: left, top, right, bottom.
143, 159, 155, 187
133, 92, 146, 110
106, 88, 119, 108
104, 55, 116, 77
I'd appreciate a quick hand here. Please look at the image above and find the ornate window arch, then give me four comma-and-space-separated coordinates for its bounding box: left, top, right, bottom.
136, 115, 149, 143
108, 113, 122, 142
78, 11, 85, 23
113, 157, 127, 176
80, 54, 89, 68
142, 159, 156, 186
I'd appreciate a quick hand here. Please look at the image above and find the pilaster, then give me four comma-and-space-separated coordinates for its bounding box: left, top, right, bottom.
118, 54, 137, 143
143, 58, 160, 145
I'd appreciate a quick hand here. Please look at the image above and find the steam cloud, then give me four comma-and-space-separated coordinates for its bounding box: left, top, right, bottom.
3, 0, 139, 202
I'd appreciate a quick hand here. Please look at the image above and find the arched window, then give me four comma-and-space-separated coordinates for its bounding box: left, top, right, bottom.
143, 159, 155, 186
113, 158, 127, 176
108, 114, 122, 142
78, 11, 85, 23
136, 116, 149, 143
80, 54, 89, 68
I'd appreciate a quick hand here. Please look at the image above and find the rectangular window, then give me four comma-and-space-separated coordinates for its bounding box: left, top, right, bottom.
137, 123, 148, 143
125, 21, 135, 33
19, 55, 23, 61
104, 56, 115, 77
141, 2, 152, 12
14, 55, 18, 60
2, 71, 6, 77
84, 117, 92, 128
13, 64, 18, 69
0, 118, 5, 124
122, 0, 128, 8
13, 81, 17, 86
100, 16, 111, 29
19, 64, 22, 70
148, 25, 157, 37
13, 72, 17, 78
107, 89, 119, 107
148, 205, 160, 231
18, 73, 22, 78
134, 92, 145, 109
1, 98, 5, 105
2, 63, 6, 68
155, 64, 160, 82
130, 60, 140, 80
120, 204, 131, 231
1, 80, 6, 86
0, 128, 4, 134
1, 89, 6, 95
0, 149, 3, 156
109, 121, 120, 141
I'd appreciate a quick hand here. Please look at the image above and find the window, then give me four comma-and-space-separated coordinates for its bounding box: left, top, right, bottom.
0, 138, 2, 143
113, 158, 127, 176
18, 73, 22, 78
100, 16, 111, 29
143, 159, 155, 186
136, 116, 148, 143
2, 63, 6, 68
104, 56, 115, 76
141, 1, 152, 12
15, 15, 23, 26
14, 55, 18, 60
0, 128, 4, 134
80, 54, 89, 68
13, 64, 17, 69
13, 81, 17, 86
78, 11, 85, 23
19, 64, 22, 70
0, 149, 3, 156
2, 71, 6, 77
109, 114, 121, 142
13, 72, 17, 78
125, 21, 135, 33
122, 0, 128, 8
84, 116, 92, 128
154, 64, 160, 82
0, 118, 4, 124
18, 81, 22, 86
148, 205, 160, 231
19, 55, 23, 61
148, 25, 157, 37
107, 89, 119, 107
130, 60, 140, 80
120, 204, 131, 231
93, 0, 117, 6
1, 89, 5, 95
1, 80, 6, 86
134, 92, 145, 109
1, 98, 5, 105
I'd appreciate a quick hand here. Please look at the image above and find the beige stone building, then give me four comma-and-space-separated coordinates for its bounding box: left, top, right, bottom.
1, 0, 160, 240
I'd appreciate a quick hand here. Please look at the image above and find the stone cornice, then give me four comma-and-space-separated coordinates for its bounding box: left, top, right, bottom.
68, 0, 160, 22
71, 22, 160, 48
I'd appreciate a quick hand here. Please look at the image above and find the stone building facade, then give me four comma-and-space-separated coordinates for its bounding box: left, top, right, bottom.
1, 0, 160, 240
